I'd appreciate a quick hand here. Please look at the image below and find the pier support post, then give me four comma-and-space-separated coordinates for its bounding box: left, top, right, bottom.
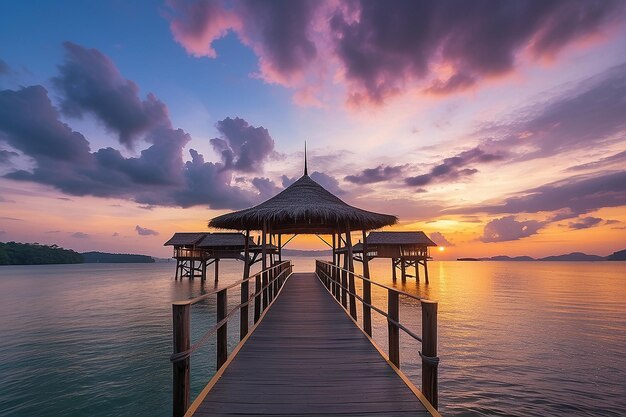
401, 258, 406, 282
214, 258, 219, 284
415, 261, 419, 282
392, 258, 397, 281
216, 288, 227, 369
341, 234, 348, 309
362, 230, 372, 336
424, 260, 429, 284
172, 302, 190, 417
421, 300, 438, 409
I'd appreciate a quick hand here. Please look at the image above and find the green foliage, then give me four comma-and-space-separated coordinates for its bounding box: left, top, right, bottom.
81, 251, 155, 263
0, 242, 83, 265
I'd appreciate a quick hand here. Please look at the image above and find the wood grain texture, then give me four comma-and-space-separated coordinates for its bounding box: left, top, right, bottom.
191, 273, 430, 416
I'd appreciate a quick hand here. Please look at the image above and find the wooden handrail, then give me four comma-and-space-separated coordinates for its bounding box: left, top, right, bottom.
172, 260, 293, 417
173, 261, 290, 306
315, 260, 439, 410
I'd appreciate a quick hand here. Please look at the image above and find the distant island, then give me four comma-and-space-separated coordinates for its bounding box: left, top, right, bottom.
0, 242, 156, 265
81, 251, 155, 263
282, 249, 332, 257
458, 251, 626, 262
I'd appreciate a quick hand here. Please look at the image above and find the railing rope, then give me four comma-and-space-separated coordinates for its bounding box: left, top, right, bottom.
315, 260, 439, 410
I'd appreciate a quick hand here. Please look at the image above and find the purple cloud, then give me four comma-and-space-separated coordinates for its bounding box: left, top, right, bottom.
405, 146, 504, 188
569, 216, 603, 230
0, 149, 18, 164
478, 64, 626, 161
53, 42, 170, 147
451, 171, 626, 218
430, 232, 454, 247
345, 164, 406, 184
480, 216, 544, 243
210, 117, 275, 172
167, 0, 625, 104
71, 232, 89, 239
135, 225, 159, 236
252, 177, 281, 199
0, 45, 275, 210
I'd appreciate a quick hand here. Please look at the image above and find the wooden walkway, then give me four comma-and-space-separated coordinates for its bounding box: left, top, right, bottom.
187, 272, 434, 417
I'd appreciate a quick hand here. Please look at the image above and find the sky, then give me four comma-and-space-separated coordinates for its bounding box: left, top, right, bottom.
1, 0, 625, 259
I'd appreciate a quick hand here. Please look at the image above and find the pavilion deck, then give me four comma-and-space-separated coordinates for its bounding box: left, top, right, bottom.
185, 272, 435, 417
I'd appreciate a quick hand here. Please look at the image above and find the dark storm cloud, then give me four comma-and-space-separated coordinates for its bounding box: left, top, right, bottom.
480, 215, 544, 243
135, 225, 159, 236
569, 216, 603, 230
405, 146, 504, 187
345, 164, 406, 184
451, 171, 626, 217
210, 117, 275, 172
0, 45, 276, 210
53, 42, 170, 147
479, 64, 626, 160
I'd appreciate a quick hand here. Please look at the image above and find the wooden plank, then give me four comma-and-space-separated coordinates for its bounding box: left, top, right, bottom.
190, 273, 432, 417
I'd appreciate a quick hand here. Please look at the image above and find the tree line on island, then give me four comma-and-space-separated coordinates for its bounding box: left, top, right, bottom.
0, 242, 155, 265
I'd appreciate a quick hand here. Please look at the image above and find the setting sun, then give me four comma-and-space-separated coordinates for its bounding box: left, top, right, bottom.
439, 246, 445, 252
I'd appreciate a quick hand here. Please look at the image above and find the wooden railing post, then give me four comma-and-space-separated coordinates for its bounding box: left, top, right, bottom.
216, 288, 227, 370
240, 279, 249, 341
362, 230, 372, 336
387, 288, 400, 368
254, 273, 261, 323
172, 303, 190, 417
421, 300, 438, 409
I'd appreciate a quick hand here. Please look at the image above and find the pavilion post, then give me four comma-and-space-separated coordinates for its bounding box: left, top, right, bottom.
201, 257, 207, 282
362, 230, 372, 336
346, 228, 357, 320
241, 230, 250, 340
278, 234, 282, 263
214, 258, 219, 284
341, 233, 348, 308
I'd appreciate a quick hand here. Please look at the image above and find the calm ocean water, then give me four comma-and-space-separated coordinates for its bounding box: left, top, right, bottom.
0, 259, 624, 416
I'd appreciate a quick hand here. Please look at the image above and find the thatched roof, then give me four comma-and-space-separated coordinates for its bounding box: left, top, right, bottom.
164, 232, 207, 246
367, 231, 437, 246
209, 174, 397, 233
198, 233, 254, 248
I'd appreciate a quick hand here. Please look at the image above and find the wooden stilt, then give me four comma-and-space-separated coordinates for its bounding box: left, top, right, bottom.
415, 261, 420, 282
392, 258, 397, 281
346, 229, 357, 320
214, 258, 219, 284
401, 258, 406, 282
424, 259, 429, 284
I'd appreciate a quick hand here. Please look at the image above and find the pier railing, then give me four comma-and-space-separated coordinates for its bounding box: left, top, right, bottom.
170, 260, 293, 417
315, 260, 439, 409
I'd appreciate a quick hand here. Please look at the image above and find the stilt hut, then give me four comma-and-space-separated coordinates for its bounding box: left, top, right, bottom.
209, 153, 397, 326
164, 232, 277, 282
347, 231, 437, 284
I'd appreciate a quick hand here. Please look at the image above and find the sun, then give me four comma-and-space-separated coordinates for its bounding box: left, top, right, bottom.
438, 246, 445, 252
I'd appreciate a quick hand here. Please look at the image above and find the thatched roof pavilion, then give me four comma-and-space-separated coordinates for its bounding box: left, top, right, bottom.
209, 174, 397, 234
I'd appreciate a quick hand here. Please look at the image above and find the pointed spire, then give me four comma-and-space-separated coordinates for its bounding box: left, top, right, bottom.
304, 141, 308, 176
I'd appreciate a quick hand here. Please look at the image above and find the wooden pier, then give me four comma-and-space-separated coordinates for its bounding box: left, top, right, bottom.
186, 271, 437, 417
171, 261, 439, 417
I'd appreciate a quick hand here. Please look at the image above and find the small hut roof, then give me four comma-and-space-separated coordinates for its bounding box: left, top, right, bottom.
367, 231, 437, 246
209, 175, 397, 233
164, 232, 207, 246
198, 233, 254, 248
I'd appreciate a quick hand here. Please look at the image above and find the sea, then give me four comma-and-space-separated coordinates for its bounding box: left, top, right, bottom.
0, 259, 624, 416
